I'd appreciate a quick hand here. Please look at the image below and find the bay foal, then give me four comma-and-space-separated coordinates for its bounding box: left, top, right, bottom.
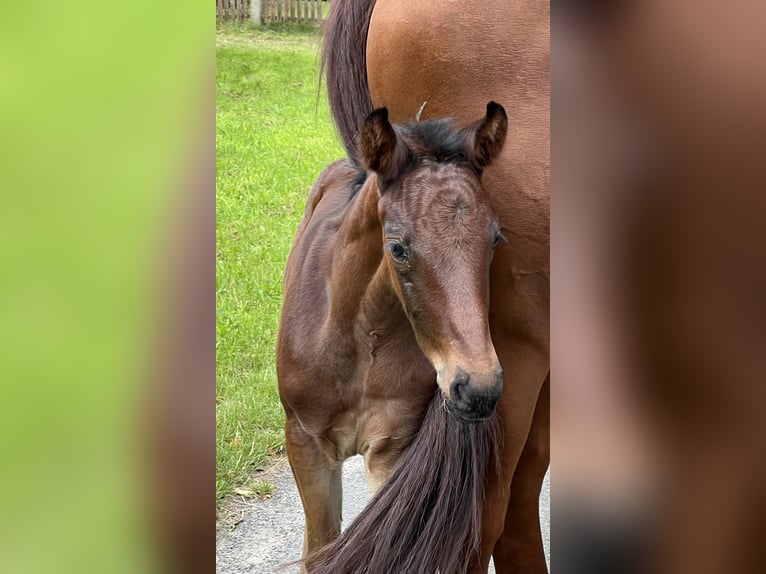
278, 103, 508, 572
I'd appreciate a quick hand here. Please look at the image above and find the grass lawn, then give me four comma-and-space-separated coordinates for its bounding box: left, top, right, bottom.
216, 21, 344, 504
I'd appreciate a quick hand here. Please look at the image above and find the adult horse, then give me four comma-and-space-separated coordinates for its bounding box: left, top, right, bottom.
281, 0, 549, 572
325, 0, 548, 572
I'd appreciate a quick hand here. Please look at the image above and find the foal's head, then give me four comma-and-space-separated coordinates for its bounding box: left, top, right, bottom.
359, 102, 508, 421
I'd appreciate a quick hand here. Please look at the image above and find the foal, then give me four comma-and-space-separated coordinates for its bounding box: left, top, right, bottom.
277, 102, 508, 572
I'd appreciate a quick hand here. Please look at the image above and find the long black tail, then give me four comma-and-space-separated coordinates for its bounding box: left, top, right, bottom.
307, 391, 502, 574
321, 0, 378, 158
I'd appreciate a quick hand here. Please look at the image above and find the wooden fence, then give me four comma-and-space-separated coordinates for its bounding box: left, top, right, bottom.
262, 0, 326, 24
217, 0, 249, 20
216, 0, 327, 24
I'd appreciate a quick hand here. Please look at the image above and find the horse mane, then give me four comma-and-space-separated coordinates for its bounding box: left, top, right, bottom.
321, 0, 378, 159
396, 119, 472, 164
306, 390, 502, 574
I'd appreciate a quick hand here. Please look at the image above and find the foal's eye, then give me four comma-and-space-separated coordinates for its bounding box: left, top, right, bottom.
389, 241, 408, 262
492, 232, 507, 249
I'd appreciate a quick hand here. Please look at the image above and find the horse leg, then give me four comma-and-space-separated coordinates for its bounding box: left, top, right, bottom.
285, 413, 343, 572
362, 444, 396, 495
470, 341, 549, 574
492, 373, 550, 573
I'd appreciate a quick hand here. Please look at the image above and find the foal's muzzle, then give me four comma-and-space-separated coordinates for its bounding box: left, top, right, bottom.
447, 367, 503, 422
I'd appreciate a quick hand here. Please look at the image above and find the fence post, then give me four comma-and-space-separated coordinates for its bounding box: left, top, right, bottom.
250, 0, 262, 25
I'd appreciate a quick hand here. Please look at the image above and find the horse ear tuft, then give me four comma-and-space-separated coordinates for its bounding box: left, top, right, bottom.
463, 101, 508, 169
359, 108, 407, 186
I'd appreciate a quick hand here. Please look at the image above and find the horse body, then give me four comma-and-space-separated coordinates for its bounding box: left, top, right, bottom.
279, 158, 434, 482
280, 0, 549, 571
279, 108, 510, 571
330, 1, 550, 571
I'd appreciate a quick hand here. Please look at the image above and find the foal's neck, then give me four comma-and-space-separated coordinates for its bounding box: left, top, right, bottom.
327, 178, 401, 331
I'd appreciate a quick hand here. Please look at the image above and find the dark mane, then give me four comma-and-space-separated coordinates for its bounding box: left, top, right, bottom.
342, 118, 469, 205
323, 0, 469, 168
396, 118, 470, 165
347, 166, 368, 201
322, 0, 378, 157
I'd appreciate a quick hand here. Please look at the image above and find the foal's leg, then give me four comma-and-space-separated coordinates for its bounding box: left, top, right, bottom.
284, 413, 342, 572
361, 437, 405, 495
492, 374, 550, 573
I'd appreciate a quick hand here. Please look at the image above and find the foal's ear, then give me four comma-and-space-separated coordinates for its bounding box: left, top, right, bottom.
463, 101, 508, 169
359, 107, 407, 186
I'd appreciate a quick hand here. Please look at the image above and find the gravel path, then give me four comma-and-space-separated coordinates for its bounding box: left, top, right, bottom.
217, 455, 550, 573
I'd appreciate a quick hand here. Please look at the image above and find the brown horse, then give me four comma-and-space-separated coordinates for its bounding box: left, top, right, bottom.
293, 0, 549, 572
278, 103, 511, 572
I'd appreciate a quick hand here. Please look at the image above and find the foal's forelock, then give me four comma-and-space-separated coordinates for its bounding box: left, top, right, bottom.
391, 162, 493, 235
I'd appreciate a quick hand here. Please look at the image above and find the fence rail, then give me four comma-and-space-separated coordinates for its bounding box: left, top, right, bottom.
263, 0, 325, 24
217, 0, 249, 20
216, 0, 327, 24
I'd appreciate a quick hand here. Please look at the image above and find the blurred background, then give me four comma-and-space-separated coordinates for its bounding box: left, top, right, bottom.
553, 1, 766, 572
0, 2, 212, 573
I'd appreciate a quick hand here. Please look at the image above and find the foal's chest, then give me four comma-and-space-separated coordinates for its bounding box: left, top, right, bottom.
318, 327, 436, 461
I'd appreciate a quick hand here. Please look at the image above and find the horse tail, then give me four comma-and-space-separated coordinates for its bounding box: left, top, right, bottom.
321, 0, 378, 158
307, 390, 502, 574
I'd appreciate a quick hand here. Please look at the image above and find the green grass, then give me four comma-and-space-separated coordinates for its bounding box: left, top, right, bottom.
216, 22, 344, 504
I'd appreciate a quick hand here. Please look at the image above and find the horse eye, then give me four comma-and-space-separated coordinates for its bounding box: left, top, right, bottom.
493, 232, 507, 249
389, 242, 407, 262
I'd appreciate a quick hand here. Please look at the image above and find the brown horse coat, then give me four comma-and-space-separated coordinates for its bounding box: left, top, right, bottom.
279, 108, 516, 572
321, 0, 550, 571
281, 0, 549, 571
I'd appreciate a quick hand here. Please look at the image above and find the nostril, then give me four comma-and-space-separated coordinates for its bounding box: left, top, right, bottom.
450, 370, 470, 403
450, 380, 464, 402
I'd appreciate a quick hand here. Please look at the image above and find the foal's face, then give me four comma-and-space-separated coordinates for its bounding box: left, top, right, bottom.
359, 102, 508, 421
379, 163, 504, 421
